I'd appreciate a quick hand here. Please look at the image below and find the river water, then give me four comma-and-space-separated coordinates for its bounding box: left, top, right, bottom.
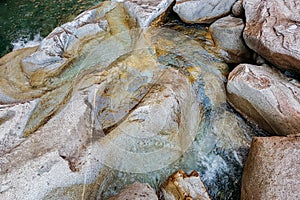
0, 0, 101, 57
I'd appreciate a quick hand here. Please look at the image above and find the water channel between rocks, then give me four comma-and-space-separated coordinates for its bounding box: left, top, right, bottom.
0, 1, 266, 200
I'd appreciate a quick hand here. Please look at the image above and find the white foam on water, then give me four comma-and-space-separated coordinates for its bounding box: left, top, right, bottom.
11, 33, 43, 50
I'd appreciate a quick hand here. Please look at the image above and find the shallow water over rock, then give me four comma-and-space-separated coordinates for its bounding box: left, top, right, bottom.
0, 2, 266, 200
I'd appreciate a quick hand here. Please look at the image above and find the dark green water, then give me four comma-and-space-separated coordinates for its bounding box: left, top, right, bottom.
0, 0, 101, 57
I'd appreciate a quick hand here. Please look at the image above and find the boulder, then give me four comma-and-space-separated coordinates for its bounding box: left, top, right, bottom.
159, 170, 211, 200
173, 0, 237, 24
208, 16, 251, 63
241, 136, 300, 200
95, 67, 201, 173
109, 182, 158, 200
227, 64, 300, 136
243, 0, 300, 72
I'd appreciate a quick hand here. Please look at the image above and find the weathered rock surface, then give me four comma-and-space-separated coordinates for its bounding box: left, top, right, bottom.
93, 65, 201, 173
208, 16, 251, 63
116, 0, 175, 27
243, 0, 300, 72
109, 182, 158, 200
0, 100, 38, 156
241, 136, 300, 200
227, 64, 300, 136
21, 2, 115, 87
173, 0, 237, 24
159, 170, 211, 200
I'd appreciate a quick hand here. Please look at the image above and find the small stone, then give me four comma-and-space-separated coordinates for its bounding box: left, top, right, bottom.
256, 55, 265, 65
159, 170, 211, 200
232, 0, 244, 17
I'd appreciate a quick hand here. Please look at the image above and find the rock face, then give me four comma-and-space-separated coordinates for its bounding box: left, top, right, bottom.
208, 16, 251, 63
159, 170, 211, 200
21, 1, 116, 87
227, 64, 300, 136
120, 0, 175, 27
109, 182, 158, 200
241, 136, 300, 200
95, 67, 201, 173
243, 0, 300, 72
173, 0, 236, 24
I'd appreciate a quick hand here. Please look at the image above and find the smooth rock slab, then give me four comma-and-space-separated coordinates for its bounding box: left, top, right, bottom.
96, 68, 201, 173
227, 64, 300, 136
208, 16, 251, 63
243, 0, 300, 72
173, 0, 236, 24
21, 1, 120, 87
241, 136, 300, 200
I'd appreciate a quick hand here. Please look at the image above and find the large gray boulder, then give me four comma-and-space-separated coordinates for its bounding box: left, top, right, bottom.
173, 0, 237, 24
241, 136, 300, 200
227, 64, 300, 136
243, 0, 300, 72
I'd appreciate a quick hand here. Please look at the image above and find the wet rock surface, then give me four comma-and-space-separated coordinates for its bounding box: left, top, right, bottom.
173, 0, 237, 24
21, 2, 116, 87
208, 16, 251, 63
159, 170, 211, 200
241, 136, 300, 200
243, 0, 300, 72
227, 64, 300, 136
